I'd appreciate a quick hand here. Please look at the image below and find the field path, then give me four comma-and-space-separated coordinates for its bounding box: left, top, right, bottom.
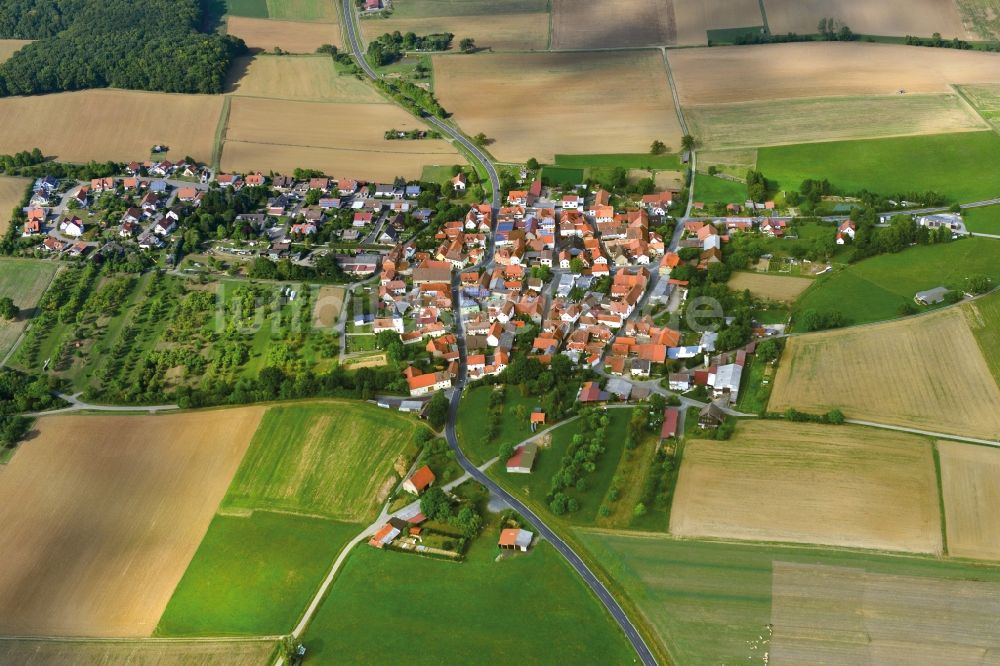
26, 392, 179, 416
845, 419, 1000, 448
661, 49, 696, 218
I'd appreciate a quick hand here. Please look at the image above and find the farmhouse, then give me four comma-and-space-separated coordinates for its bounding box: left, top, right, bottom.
498, 528, 533, 552
660, 408, 679, 439
403, 465, 436, 495
406, 370, 453, 396
506, 442, 538, 474
368, 523, 400, 549
915, 286, 949, 305
698, 401, 726, 429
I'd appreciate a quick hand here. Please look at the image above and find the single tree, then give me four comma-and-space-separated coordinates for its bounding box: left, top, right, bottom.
0, 297, 18, 321
526, 157, 539, 170
473, 132, 489, 147
426, 390, 450, 429
681, 134, 696, 152
649, 139, 666, 155
459, 37, 476, 53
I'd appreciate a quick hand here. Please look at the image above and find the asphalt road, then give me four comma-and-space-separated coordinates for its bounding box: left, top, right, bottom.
342, 4, 656, 661
341, 0, 500, 209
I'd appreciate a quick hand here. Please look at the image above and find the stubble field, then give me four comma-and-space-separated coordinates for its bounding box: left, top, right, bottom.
550, 0, 677, 49
0, 90, 224, 164
938, 442, 1000, 560
0, 175, 30, 232
770, 561, 1000, 664
685, 93, 987, 150
221, 401, 423, 522
669, 42, 1000, 105
673, 0, 765, 44
226, 55, 384, 102
669, 421, 942, 553
763, 0, 973, 38
0, 639, 276, 665
770, 305, 1000, 441
0, 408, 264, 636
433, 51, 682, 162
226, 16, 341, 53
728, 271, 813, 302
220, 96, 459, 179
0, 39, 30, 64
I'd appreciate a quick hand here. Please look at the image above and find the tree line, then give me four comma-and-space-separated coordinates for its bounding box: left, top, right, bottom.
367, 31, 452, 67
0, 0, 246, 96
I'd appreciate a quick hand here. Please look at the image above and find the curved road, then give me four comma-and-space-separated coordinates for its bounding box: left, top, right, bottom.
341, 0, 500, 209
342, 3, 656, 663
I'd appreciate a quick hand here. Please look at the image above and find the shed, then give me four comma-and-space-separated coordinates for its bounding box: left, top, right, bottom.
506, 442, 538, 474
499, 528, 533, 552
915, 287, 949, 305
661, 408, 679, 439
402, 465, 436, 494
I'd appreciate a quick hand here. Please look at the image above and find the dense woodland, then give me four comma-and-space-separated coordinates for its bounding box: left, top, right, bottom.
0, 0, 245, 96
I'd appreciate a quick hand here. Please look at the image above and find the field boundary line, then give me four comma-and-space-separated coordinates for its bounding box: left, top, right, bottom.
211, 95, 232, 172
222, 138, 458, 156
931, 442, 949, 555
952, 83, 1000, 135
0, 635, 282, 643
756, 0, 770, 33
845, 419, 1000, 448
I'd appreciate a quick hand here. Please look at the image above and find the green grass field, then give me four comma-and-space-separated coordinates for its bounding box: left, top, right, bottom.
577, 533, 1000, 666
964, 204, 1000, 234
226, 0, 269, 18
694, 173, 745, 204
758, 131, 1000, 203
0, 258, 57, 360
792, 238, 1000, 329
967, 290, 1000, 386
389, 0, 547, 18
155, 513, 360, 636
301, 539, 635, 664
222, 402, 423, 522
552, 153, 683, 170
457, 385, 541, 463
706, 25, 766, 44
541, 166, 584, 185
266, 0, 336, 21
495, 408, 631, 525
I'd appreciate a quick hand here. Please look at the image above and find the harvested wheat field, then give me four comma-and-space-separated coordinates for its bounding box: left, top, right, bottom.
362, 13, 549, 51
772, 306, 1000, 440
687, 93, 987, 150
221, 97, 459, 180
434, 51, 682, 162
0, 39, 30, 64
226, 55, 384, 103
669, 42, 1000, 105
0, 90, 223, 164
728, 271, 812, 301
0, 175, 30, 232
938, 442, 1000, 560
771, 561, 1000, 664
0, 408, 264, 636
313, 285, 346, 328
0, 639, 276, 665
670, 421, 942, 553
227, 16, 340, 53
551, 0, 677, 49
673, 0, 766, 45
764, 0, 972, 39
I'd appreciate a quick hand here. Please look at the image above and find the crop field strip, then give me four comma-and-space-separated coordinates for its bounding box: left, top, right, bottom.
957, 0, 1000, 40
550, 0, 678, 49
0, 175, 30, 233
226, 16, 342, 53
0, 90, 224, 164
668, 42, 1000, 106
728, 271, 812, 302
937, 442, 1000, 560
770, 562, 1000, 664
763, 0, 974, 39
770, 301, 1000, 441
222, 402, 424, 522
225, 55, 385, 103
220, 96, 459, 180
669, 421, 943, 554
685, 93, 988, 150
0, 409, 264, 636
226, 0, 338, 21
956, 83, 1000, 133
366, 14, 550, 51
432, 51, 683, 163
578, 532, 1000, 666
0, 638, 277, 665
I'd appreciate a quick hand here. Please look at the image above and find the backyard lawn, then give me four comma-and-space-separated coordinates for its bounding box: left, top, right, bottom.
457, 385, 543, 464
964, 204, 1000, 234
